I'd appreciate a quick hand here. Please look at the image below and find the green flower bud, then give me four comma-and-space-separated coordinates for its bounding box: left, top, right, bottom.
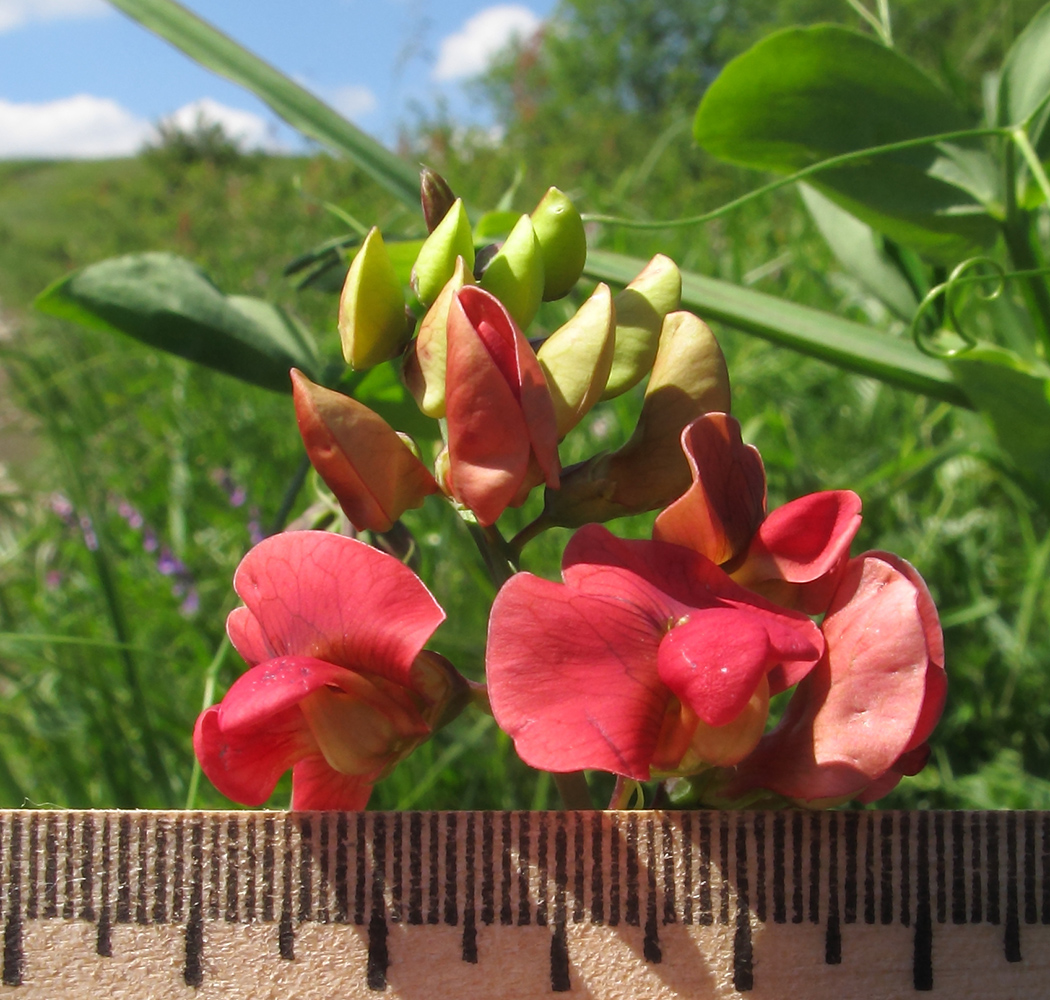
601, 254, 682, 400
420, 166, 457, 234
479, 214, 545, 330
401, 256, 474, 418
530, 186, 587, 301
541, 310, 729, 528
537, 282, 615, 437
411, 198, 475, 307
338, 227, 410, 370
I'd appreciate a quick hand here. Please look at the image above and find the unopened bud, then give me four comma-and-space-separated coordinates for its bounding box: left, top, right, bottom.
601, 254, 681, 399
479, 214, 545, 330
411, 198, 475, 307
402, 256, 474, 418
420, 166, 457, 234
530, 186, 587, 301
537, 282, 615, 436
541, 310, 729, 527
291, 368, 438, 532
338, 227, 410, 370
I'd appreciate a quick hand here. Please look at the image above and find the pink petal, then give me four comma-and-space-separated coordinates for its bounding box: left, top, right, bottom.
291, 756, 373, 810
446, 290, 532, 525
883, 552, 946, 754
728, 552, 940, 802
232, 530, 445, 686
658, 610, 822, 727
653, 414, 766, 564
486, 571, 671, 779
735, 490, 862, 613
216, 656, 356, 735
226, 605, 274, 666
193, 702, 316, 806
564, 526, 823, 687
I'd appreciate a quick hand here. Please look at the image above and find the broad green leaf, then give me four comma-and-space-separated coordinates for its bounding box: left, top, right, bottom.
997, 1, 1050, 152
107, 0, 419, 210
36, 252, 320, 393
949, 346, 1050, 502
799, 184, 918, 321
694, 25, 999, 261
583, 249, 970, 408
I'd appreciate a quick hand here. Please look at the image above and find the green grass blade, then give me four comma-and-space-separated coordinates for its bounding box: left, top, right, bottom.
584, 249, 971, 407
107, 0, 420, 209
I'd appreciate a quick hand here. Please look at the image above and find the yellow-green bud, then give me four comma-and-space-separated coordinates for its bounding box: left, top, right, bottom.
530, 186, 587, 301
537, 282, 615, 437
338, 227, 409, 370
401, 256, 474, 418
411, 198, 475, 307
541, 310, 729, 528
601, 254, 682, 400
479, 214, 545, 330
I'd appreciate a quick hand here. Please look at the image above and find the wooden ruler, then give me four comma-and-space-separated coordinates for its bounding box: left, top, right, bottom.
1, 810, 1048, 998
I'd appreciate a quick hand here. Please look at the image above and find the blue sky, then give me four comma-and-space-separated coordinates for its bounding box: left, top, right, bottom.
0, 0, 556, 157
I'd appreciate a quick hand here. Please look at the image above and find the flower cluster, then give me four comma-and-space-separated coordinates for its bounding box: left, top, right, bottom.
194, 169, 945, 811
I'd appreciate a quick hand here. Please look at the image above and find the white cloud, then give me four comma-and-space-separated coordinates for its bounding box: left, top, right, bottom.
0, 0, 109, 34
0, 94, 150, 158
328, 85, 378, 121
0, 95, 280, 159
433, 5, 541, 82
160, 98, 282, 152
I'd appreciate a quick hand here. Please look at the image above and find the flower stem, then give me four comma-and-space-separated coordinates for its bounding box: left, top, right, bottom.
184, 632, 232, 809
553, 772, 594, 810
465, 520, 519, 589
267, 451, 312, 536
509, 513, 554, 554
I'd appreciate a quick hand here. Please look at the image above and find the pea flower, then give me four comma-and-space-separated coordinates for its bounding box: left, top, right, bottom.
444, 285, 560, 526
722, 551, 947, 804
193, 530, 466, 810
654, 413, 862, 612
652, 413, 945, 804
486, 525, 824, 779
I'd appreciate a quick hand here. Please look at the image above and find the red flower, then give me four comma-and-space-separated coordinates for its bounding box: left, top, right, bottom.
724, 552, 946, 803
654, 413, 862, 613
486, 525, 823, 779
193, 531, 464, 809
445, 286, 560, 525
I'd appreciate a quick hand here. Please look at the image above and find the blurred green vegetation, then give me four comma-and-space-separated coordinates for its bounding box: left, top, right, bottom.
1, 0, 1049, 811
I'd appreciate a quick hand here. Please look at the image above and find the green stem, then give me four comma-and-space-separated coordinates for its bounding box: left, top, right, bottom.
553, 772, 594, 810
267, 451, 312, 536
184, 632, 232, 809
465, 520, 518, 589
89, 538, 174, 804
509, 513, 554, 555
582, 126, 1008, 230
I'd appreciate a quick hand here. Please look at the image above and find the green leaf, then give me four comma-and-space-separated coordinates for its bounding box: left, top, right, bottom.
107, 0, 420, 210
35, 252, 320, 393
997, 1, 1050, 152
583, 249, 970, 407
799, 183, 918, 321
948, 346, 1050, 502
694, 25, 999, 261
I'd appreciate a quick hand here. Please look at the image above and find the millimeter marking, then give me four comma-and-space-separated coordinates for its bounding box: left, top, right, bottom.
1, 809, 1049, 998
